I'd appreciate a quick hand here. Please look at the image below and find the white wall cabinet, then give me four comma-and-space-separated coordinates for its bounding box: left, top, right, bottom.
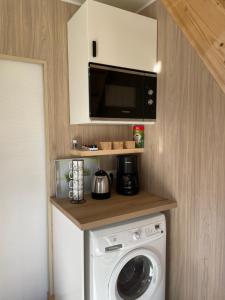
67, 0, 157, 124
87, 1, 157, 71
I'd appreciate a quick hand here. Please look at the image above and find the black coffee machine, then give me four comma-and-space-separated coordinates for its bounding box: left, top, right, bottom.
116, 155, 139, 196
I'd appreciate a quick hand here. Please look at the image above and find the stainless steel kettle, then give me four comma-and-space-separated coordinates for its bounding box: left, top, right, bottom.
92, 170, 112, 200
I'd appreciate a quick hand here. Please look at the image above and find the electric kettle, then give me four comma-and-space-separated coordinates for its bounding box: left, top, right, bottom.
92, 170, 112, 200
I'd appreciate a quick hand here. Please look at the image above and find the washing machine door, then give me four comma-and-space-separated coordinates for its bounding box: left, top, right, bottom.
108, 248, 162, 300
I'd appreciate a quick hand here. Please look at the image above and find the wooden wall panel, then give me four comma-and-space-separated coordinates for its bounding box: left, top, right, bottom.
141, 1, 225, 299
160, 0, 225, 95
0, 0, 131, 296
0, 0, 131, 195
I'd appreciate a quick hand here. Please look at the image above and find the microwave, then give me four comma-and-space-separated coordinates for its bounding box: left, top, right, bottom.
89, 63, 157, 121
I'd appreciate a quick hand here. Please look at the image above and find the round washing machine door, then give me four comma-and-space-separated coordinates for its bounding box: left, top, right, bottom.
108, 248, 162, 300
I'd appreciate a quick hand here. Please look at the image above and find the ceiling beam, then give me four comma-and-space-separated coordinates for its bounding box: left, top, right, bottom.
136, 0, 156, 13
61, 0, 81, 5
61, 0, 157, 13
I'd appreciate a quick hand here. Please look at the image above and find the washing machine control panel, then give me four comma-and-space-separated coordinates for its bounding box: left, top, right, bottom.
130, 223, 164, 241
132, 230, 141, 240
144, 223, 164, 237
92, 222, 165, 255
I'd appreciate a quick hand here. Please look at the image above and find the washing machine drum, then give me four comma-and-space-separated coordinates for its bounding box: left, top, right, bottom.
108, 249, 162, 300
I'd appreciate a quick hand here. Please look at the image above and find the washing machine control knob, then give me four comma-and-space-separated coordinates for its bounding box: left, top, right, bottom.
133, 231, 141, 240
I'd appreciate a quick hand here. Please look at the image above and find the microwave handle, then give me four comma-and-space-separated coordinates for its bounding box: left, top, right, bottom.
92, 41, 97, 58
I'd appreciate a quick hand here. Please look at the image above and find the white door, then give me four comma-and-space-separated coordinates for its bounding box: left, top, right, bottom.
0, 59, 48, 300
88, 1, 157, 72
108, 249, 162, 300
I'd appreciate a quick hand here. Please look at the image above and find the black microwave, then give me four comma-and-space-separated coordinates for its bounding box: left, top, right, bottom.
89, 63, 157, 121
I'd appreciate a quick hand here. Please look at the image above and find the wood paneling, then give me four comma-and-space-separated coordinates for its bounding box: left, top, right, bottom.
141, 1, 225, 299
51, 192, 177, 230
0, 0, 130, 296
0, 0, 131, 195
160, 0, 225, 95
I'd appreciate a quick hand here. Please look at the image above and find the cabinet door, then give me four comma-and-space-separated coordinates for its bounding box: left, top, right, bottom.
52, 207, 84, 300
88, 1, 157, 72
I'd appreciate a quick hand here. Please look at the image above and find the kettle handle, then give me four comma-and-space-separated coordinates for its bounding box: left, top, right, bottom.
109, 173, 114, 185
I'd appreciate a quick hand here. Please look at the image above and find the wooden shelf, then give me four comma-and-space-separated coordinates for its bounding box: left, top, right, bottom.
70, 148, 144, 157
51, 191, 177, 230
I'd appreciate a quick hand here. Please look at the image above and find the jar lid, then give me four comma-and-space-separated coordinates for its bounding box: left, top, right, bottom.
133, 125, 144, 130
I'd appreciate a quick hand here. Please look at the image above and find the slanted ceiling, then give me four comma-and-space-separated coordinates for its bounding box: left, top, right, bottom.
61, 0, 156, 13
162, 0, 225, 94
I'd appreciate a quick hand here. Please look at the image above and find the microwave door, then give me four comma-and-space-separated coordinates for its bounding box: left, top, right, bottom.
89, 69, 107, 118
89, 66, 144, 119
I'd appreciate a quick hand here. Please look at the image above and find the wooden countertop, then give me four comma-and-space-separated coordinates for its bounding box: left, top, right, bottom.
50, 192, 177, 230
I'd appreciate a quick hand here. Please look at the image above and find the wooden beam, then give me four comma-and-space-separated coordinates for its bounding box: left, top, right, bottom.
161, 0, 225, 94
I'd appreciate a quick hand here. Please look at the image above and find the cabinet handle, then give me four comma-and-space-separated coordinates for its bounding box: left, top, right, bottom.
92, 41, 97, 58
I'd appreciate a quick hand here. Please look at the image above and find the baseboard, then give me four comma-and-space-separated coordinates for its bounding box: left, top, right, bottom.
48, 293, 54, 300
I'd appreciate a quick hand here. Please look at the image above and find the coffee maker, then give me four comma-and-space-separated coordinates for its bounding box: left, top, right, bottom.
116, 155, 139, 196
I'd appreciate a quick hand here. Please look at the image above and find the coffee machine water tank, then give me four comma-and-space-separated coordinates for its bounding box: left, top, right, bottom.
116, 155, 139, 196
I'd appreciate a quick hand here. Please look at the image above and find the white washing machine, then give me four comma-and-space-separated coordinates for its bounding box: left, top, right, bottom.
86, 213, 166, 300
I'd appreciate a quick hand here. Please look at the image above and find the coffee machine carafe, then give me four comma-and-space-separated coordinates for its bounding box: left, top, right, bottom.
116, 155, 139, 196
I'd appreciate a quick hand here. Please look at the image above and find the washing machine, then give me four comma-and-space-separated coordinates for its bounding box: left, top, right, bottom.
85, 213, 166, 300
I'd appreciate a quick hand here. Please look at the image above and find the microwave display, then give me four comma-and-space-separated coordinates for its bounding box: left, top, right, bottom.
89, 63, 157, 120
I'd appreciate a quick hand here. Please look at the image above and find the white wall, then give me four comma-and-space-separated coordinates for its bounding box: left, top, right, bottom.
0, 59, 48, 300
